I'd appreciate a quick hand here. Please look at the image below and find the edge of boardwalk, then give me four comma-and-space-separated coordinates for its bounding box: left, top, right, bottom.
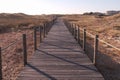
17, 19, 104, 80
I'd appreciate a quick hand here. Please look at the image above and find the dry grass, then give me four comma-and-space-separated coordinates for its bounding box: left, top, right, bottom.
62, 14, 120, 80
0, 13, 54, 47
62, 14, 120, 47
0, 13, 54, 80
0, 13, 53, 33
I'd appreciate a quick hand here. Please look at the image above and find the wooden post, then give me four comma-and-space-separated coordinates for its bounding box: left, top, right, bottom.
74, 25, 76, 38
75, 25, 77, 40
48, 22, 50, 31
23, 34, 27, 66
68, 23, 70, 32
71, 24, 74, 35
93, 35, 99, 64
45, 23, 47, 35
45, 24, 47, 36
42, 26, 44, 38
83, 29, 86, 52
74, 25, 75, 37
48, 22, 51, 32
48, 22, 50, 33
46, 23, 48, 34
39, 27, 42, 43
77, 26, 80, 43
70, 24, 72, 33
0, 47, 2, 80
34, 28, 37, 50
79, 28, 81, 45
71, 24, 73, 34
44, 24, 46, 38
71, 24, 73, 35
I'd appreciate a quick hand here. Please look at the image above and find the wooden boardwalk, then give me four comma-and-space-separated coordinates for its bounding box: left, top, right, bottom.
17, 19, 104, 80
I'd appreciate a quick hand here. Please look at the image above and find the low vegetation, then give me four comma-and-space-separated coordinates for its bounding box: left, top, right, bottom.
0, 13, 54, 80
0, 12, 120, 80
62, 13, 120, 48
62, 13, 120, 80
0, 13, 54, 33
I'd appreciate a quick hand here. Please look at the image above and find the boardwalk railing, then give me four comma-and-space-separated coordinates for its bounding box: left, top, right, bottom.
65, 21, 120, 65
0, 19, 55, 80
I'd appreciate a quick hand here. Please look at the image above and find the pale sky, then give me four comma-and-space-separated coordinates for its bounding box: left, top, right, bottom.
0, 0, 120, 14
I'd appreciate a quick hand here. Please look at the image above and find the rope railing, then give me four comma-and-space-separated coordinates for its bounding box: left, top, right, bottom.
86, 31, 95, 39
2, 30, 35, 51
0, 18, 56, 80
64, 21, 120, 65
98, 39, 120, 51
1, 38, 22, 51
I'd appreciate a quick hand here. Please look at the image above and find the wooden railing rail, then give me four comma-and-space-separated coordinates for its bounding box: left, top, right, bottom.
65, 21, 120, 65
0, 18, 56, 80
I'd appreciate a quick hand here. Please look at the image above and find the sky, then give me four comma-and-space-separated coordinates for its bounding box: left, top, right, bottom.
0, 0, 120, 15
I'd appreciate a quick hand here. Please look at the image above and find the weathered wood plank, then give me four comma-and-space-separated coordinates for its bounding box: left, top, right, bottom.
17, 19, 104, 80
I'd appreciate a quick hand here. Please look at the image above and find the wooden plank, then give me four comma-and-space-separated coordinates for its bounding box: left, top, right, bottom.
17, 19, 104, 80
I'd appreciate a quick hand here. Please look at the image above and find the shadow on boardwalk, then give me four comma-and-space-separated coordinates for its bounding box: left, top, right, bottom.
26, 63, 57, 80
37, 49, 98, 72
25, 48, 98, 80
17, 19, 104, 80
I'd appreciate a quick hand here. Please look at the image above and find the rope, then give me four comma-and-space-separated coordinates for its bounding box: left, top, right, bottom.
2, 38, 22, 51
98, 39, 120, 51
68, 22, 120, 51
